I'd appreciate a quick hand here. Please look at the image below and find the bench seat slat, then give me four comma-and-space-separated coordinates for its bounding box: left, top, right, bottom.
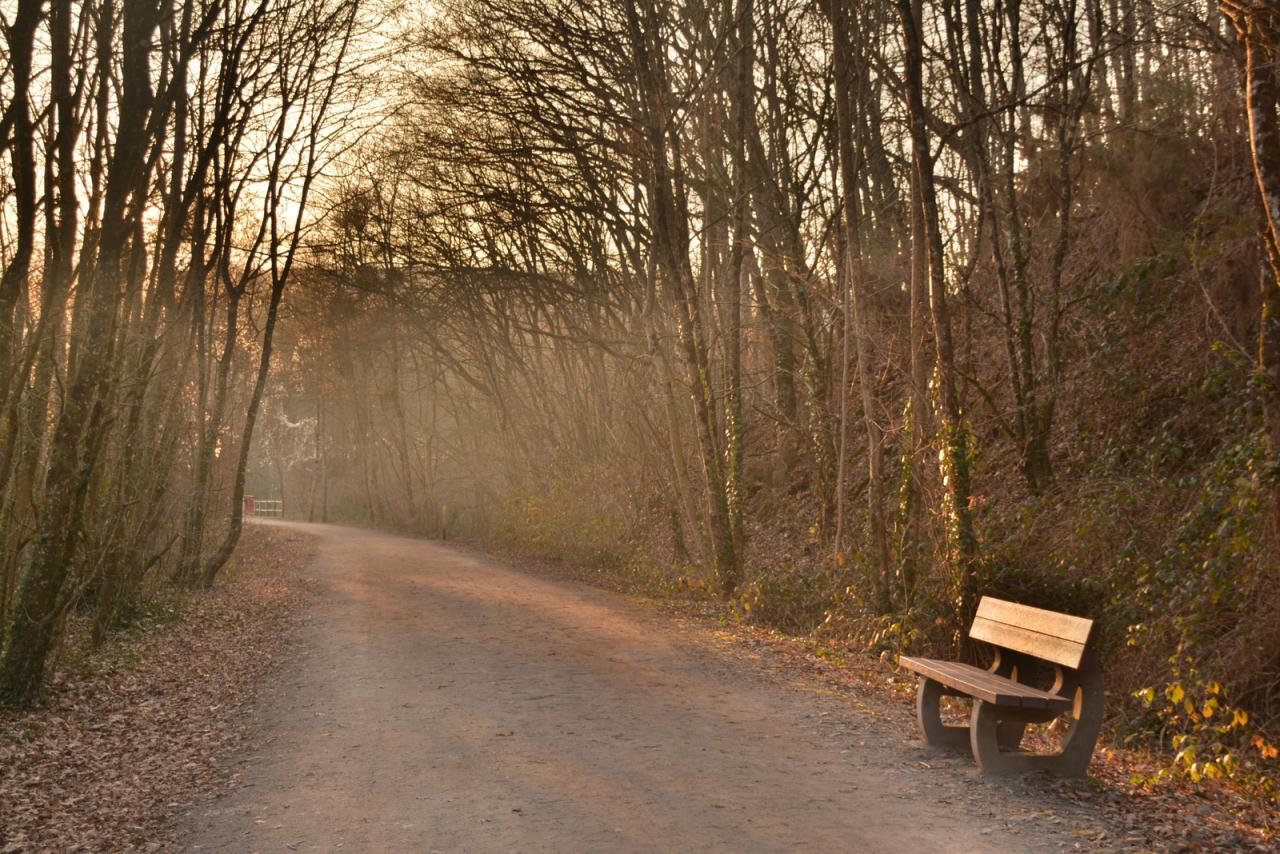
899, 656, 1075, 712
900, 657, 1043, 707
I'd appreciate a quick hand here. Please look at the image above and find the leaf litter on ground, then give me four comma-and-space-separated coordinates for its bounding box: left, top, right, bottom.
0, 525, 315, 853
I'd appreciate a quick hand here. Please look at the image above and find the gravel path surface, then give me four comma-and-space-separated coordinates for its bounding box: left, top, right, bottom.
178, 521, 1113, 853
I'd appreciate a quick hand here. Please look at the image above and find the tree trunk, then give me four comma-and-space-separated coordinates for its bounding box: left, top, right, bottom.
0, 0, 159, 706
831, 0, 892, 613
898, 0, 980, 624
1225, 0, 1280, 530
624, 0, 740, 594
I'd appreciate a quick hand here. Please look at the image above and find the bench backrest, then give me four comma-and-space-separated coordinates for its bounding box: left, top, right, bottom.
969, 597, 1093, 669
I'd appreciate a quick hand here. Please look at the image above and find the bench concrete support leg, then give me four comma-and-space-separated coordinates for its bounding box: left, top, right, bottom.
971, 702, 1045, 774
916, 677, 969, 750
1053, 652, 1105, 777
970, 653, 1104, 777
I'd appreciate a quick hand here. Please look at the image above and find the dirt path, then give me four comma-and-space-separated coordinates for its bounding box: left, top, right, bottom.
178, 521, 1111, 853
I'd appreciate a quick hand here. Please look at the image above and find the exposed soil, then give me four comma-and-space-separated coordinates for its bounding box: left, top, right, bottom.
177, 521, 1141, 853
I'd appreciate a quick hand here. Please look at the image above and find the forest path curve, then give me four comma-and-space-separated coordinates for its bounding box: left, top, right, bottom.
178, 521, 1105, 853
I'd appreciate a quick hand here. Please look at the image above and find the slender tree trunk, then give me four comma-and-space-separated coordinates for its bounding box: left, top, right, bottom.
899, 0, 980, 623
724, 0, 753, 564
201, 276, 290, 587
831, 0, 891, 612
903, 165, 934, 598
1225, 0, 1280, 530
625, 0, 740, 594
0, 0, 43, 387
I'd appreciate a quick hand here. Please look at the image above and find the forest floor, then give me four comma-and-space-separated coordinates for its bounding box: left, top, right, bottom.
171, 520, 1267, 853
0, 524, 317, 852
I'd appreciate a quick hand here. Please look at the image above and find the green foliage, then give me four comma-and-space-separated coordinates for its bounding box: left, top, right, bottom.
104, 590, 189, 635
734, 564, 836, 634
49, 586, 191, 684
496, 480, 635, 570
1131, 665, 1278, 801
821, 561, 931, 659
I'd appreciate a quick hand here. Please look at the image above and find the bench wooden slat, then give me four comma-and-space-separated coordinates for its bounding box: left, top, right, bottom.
911, 659, 1053, 708
975, 597, 1092, 643
899, 656, 1075, 712
969, 615, 1088, 669
899, 657, 1025, 706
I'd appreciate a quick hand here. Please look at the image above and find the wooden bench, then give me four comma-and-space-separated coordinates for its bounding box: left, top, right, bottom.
899, 596, 1103, 776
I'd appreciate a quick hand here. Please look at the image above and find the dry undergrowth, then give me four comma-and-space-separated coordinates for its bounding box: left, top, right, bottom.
0, 525, 315, 853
